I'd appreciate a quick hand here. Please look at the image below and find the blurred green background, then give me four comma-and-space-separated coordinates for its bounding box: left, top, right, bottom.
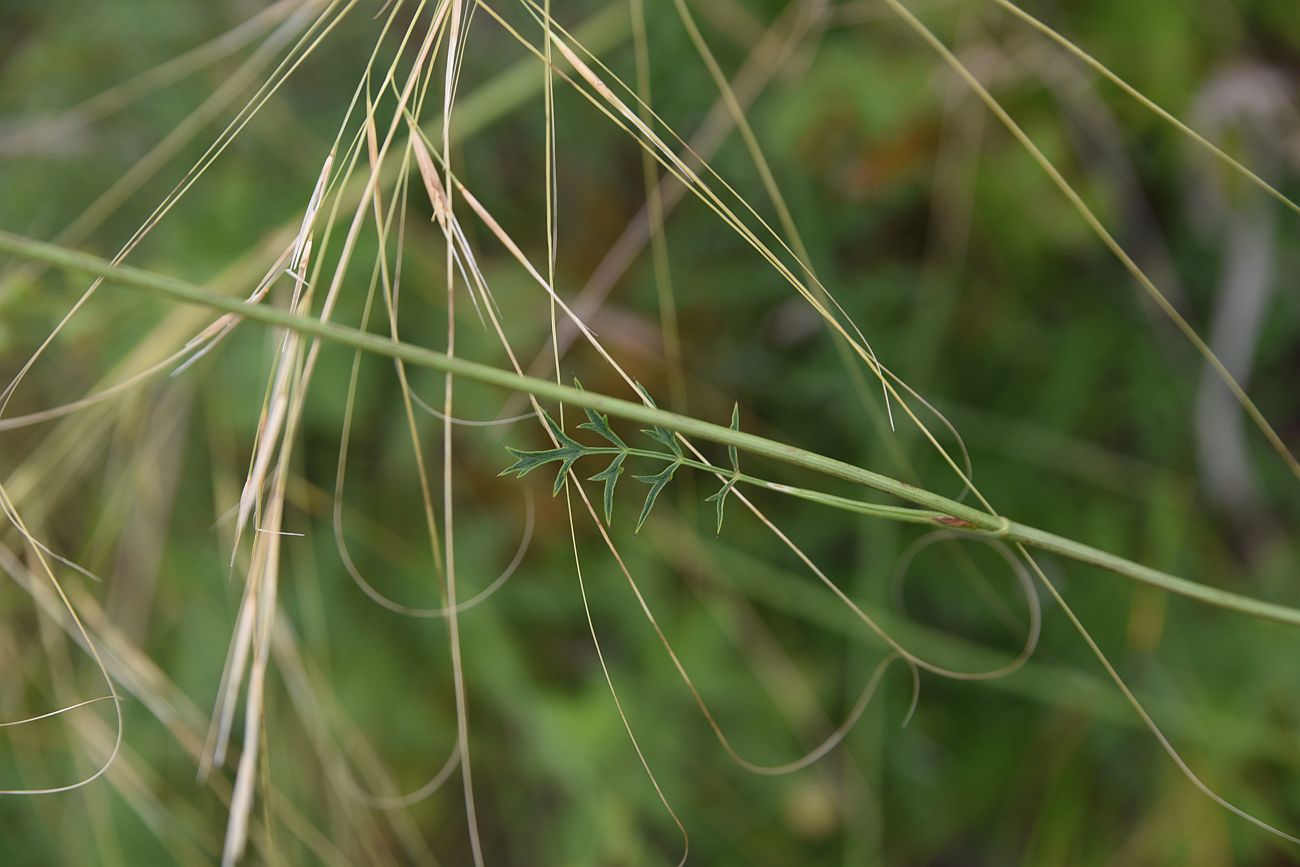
2, 0, 1300, 864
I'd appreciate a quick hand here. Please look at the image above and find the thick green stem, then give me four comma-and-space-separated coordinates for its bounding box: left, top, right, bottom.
0, 231, 980, 520
2, 229, 1299, 628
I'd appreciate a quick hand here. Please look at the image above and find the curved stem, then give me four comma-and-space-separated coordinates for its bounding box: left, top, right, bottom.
3, 229, 1299, 627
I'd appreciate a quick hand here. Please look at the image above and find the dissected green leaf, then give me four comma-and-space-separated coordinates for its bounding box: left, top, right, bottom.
704, 479, 736, 535
501, 408, 586, 496
500, 445, 582, 496
501, 447, 569, 478
552, 457, 578, 496
632, 381, 683, 458
502, 391, 701, 525
641, 425, 682, 457
539, 407, 582, 451
588, 452, 626, 525
578, 407, 628, 450
632, 460, 680, 533
573, 377, 630, 449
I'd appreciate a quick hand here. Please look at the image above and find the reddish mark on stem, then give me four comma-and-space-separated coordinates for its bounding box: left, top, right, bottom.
933, 515, 976, 529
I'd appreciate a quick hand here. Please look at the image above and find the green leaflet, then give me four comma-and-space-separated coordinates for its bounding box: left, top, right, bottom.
728, 403, 740, 472
633, 461, 680, 533
579, 407, 628, 450
703, 479, 735, 534
703, 405, 742, 534
503, 390, 743, 531
588, 452, 626, 525
633, 381, 683, 458
499, 408, 584, 496
574, 376, 628, 451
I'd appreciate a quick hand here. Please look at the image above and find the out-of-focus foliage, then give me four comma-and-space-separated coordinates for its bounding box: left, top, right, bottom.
1, 1, 1299, 864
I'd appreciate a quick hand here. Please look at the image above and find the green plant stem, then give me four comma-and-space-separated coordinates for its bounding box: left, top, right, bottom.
3, 229, 1299, 628
562, 445, 954, 528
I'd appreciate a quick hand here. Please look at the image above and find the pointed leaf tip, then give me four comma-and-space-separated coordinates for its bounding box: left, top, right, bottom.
501, 446, 567, 478
578, 407, 627, 449
552, 455, 579, 497
588, 453, 626, 525
641, 425, 683, 458
704, 479, 735, 535
632, 380, 657, 408
728, 404, 740, 472
633, 461, 679, 533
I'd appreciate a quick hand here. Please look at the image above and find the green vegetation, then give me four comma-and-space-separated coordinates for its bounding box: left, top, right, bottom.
1, 1, 1299, 865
